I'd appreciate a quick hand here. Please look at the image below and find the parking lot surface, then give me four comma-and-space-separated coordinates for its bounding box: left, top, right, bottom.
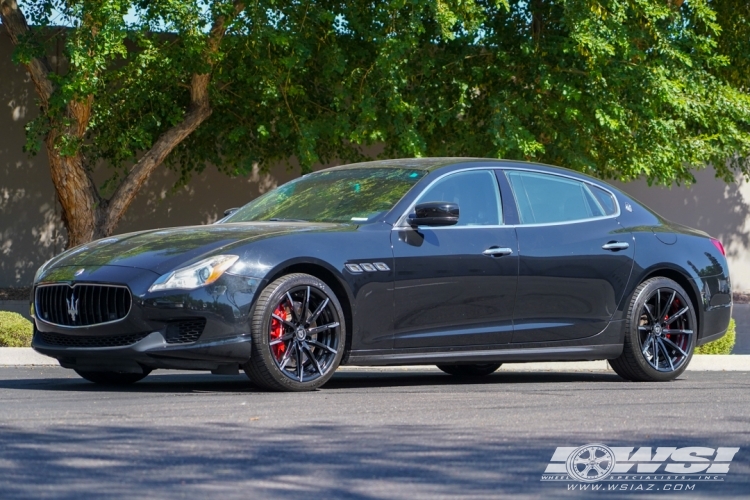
1, 367, 748, 499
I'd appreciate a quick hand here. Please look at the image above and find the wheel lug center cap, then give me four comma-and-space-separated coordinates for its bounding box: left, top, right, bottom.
653, 324, 663, 336
295, 327, 306, 340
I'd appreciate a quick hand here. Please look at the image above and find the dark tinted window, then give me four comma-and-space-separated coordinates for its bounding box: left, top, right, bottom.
589, 184, 618, 216
416, 170, 502, 226
224, 168, 426, 223
506, 171, 606, 224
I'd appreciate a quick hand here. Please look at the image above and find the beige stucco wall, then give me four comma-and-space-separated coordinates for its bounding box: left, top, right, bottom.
1, 34, 65, 286
2, 34, 749, 289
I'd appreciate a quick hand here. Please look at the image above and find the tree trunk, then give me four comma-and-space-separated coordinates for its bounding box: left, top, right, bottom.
531, 0, 544, 41
44, 135, 101, 247
2, 0, 100, 247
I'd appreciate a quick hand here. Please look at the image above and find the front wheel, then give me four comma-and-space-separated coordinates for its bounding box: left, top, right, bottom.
244, 273, 345, 391
74, 369, 151, 385
610, 277, 696, 382
436, 363, 502, 377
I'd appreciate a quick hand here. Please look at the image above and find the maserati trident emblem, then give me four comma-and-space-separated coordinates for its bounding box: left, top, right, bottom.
66, 294, 80, 322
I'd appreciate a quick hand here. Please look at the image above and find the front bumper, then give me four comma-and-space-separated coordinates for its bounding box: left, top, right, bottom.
31, 266, 265, 372
33, 329, 253, 372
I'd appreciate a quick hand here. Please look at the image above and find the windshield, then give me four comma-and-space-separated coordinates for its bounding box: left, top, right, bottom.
223, 167, 427, 224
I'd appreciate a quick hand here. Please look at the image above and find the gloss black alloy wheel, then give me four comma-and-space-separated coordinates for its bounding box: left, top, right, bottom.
610, 277, 696, 382
436, 363, 502, 377
74, 369, 152, 385
244, 273, 345, 391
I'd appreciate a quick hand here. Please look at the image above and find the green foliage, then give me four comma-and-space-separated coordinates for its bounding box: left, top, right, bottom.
695, 318, 736, 355
710, 0, 750, 91
0, 312, 33, 347
9, 0, 750, 191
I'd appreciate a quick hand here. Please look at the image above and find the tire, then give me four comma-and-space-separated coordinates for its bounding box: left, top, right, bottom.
243, 273, 346, 391
436, 363, 502, 377
610, 277, 697, 382
74, 369, 151, 385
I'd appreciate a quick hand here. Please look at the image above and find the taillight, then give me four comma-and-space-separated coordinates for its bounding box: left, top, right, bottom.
711, 238, 726, 256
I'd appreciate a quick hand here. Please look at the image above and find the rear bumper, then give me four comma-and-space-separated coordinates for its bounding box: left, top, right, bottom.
696, 301, 732, 346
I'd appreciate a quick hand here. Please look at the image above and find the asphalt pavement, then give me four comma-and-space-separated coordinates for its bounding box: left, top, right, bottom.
1, 367, 749, 499
731, 303, 750, 354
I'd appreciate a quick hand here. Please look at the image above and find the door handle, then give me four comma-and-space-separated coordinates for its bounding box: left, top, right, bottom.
483, 247, 513, 257
602, 241, 629, 251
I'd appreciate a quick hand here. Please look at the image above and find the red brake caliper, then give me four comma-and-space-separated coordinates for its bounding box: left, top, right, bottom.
666, 298, 680, 348
270, 305, 290, 361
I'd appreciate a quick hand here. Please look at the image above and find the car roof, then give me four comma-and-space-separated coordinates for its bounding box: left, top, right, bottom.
323, 157, 478, 172
322, 158, 608, 185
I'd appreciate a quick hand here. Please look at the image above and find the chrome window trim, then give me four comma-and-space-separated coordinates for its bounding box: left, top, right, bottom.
34, 282, 133, 329
392, 218, 619, 230
392, 224, 509, 230
394, 165, 621, 229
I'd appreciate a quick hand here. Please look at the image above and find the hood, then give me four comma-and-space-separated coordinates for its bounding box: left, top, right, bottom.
46, 222, 343, 274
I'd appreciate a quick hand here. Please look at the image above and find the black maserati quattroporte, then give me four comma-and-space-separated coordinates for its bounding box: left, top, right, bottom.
31, 159, 732, 390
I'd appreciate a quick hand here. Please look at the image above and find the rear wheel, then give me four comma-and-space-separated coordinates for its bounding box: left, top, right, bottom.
244, 273, 345, 391
74, 369, 151, 385
436, 363, 502, 377
610, 277, 696, 382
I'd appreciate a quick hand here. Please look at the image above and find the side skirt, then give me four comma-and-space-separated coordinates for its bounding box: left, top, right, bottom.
346, 319, 626, 366
346, 343, 623, 366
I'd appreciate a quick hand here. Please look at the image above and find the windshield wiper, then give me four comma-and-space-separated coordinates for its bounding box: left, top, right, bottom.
268, 218, 308, 222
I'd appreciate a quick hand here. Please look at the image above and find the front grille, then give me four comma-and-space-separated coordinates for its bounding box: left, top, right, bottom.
165, 319, 206, 344
36, 331, 149, 348
36, 284, 131, 327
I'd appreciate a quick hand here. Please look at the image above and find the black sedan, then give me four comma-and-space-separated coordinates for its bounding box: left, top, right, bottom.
31, 158, 732, 390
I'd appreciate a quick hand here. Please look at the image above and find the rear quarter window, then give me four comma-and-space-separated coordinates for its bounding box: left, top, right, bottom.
588, 184, 618, 216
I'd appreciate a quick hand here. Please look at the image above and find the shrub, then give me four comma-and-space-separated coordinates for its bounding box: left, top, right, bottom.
695, 318, 736, 355
0, 311, 33, 347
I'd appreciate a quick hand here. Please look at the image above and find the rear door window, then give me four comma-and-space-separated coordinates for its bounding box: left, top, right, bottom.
505, 171, 614, 224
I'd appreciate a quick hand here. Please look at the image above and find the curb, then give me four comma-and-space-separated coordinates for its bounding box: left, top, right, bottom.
2, 348, 750, 371
0, 348, 56, 366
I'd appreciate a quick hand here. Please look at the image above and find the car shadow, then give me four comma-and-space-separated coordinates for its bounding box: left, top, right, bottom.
325, 370, 625, 389
0, 368, 629, 394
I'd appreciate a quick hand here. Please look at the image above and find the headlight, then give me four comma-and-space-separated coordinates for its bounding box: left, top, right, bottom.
148, 255, 239, 292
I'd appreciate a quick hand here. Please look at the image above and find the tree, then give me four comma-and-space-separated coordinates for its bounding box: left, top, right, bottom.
1, 0, 248, 246
329, 0, 750, 186
2, 0, 750, 249
710, 0, 750, 90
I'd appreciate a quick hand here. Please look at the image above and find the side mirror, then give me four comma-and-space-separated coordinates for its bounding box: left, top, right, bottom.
408, 202, 459, 227
223, 208, 239, 216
